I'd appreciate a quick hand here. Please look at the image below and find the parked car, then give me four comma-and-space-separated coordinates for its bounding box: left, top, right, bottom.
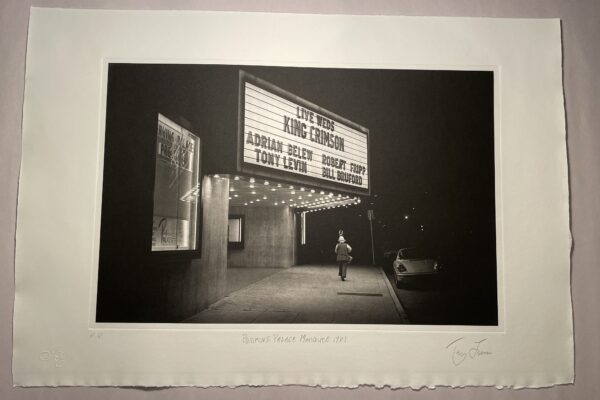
392, 247, 442, 287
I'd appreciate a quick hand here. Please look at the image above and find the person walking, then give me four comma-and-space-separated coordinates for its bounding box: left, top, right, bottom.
335, 236, 352, 281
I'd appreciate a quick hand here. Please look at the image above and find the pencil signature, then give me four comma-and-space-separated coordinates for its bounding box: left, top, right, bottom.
445, 337, 492, 366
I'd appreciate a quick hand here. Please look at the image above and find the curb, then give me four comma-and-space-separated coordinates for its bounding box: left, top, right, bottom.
378, 265, 410, 323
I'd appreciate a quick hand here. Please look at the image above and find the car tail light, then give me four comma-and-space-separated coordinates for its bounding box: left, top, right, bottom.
397, 264, 406, 273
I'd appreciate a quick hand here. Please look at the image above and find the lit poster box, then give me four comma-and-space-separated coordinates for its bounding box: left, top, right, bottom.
151, 114, 201, 251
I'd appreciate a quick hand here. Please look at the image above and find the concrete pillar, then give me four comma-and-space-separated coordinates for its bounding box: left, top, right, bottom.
188, 175, 229, 314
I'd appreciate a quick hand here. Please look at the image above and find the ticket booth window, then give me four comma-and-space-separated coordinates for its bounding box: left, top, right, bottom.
151, 114, 201, 251
228, 215, 244, 248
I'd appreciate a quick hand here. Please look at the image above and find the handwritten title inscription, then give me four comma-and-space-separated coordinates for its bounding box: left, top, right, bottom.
242, 333, 348, 345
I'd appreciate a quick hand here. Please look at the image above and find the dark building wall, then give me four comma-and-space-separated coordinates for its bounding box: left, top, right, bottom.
228, 206, 296, 268
134, 176, 229, 321
96, 64, 237, 322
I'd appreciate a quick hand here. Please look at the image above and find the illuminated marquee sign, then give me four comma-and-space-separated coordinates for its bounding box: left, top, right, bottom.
239, 73, 370, 194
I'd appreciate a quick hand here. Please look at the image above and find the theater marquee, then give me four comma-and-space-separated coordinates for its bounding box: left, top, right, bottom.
238, 72, 370, 195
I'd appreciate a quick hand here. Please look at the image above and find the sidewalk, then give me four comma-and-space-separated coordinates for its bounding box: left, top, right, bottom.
185, 264, 408, 324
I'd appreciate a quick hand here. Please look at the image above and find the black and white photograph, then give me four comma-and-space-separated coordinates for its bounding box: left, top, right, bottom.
96, 64, 498, 326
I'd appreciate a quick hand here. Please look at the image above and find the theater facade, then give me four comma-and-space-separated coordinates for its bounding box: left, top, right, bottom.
96, 65, 370, 323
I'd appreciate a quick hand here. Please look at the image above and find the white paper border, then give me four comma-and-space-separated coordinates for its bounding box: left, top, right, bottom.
13, 8, 572, 388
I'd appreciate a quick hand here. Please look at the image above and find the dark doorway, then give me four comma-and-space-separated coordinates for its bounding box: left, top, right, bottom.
298, 207, 373, 265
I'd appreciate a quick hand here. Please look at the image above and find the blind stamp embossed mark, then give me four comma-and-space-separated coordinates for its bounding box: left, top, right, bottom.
39, 348, 66, 368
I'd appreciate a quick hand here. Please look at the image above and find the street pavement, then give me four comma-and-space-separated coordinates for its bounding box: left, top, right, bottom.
381, 263, 499, 326
185, 264, 408, 324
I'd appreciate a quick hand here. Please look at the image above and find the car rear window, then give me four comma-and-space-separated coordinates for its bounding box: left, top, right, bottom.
399, 249, 426, 259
